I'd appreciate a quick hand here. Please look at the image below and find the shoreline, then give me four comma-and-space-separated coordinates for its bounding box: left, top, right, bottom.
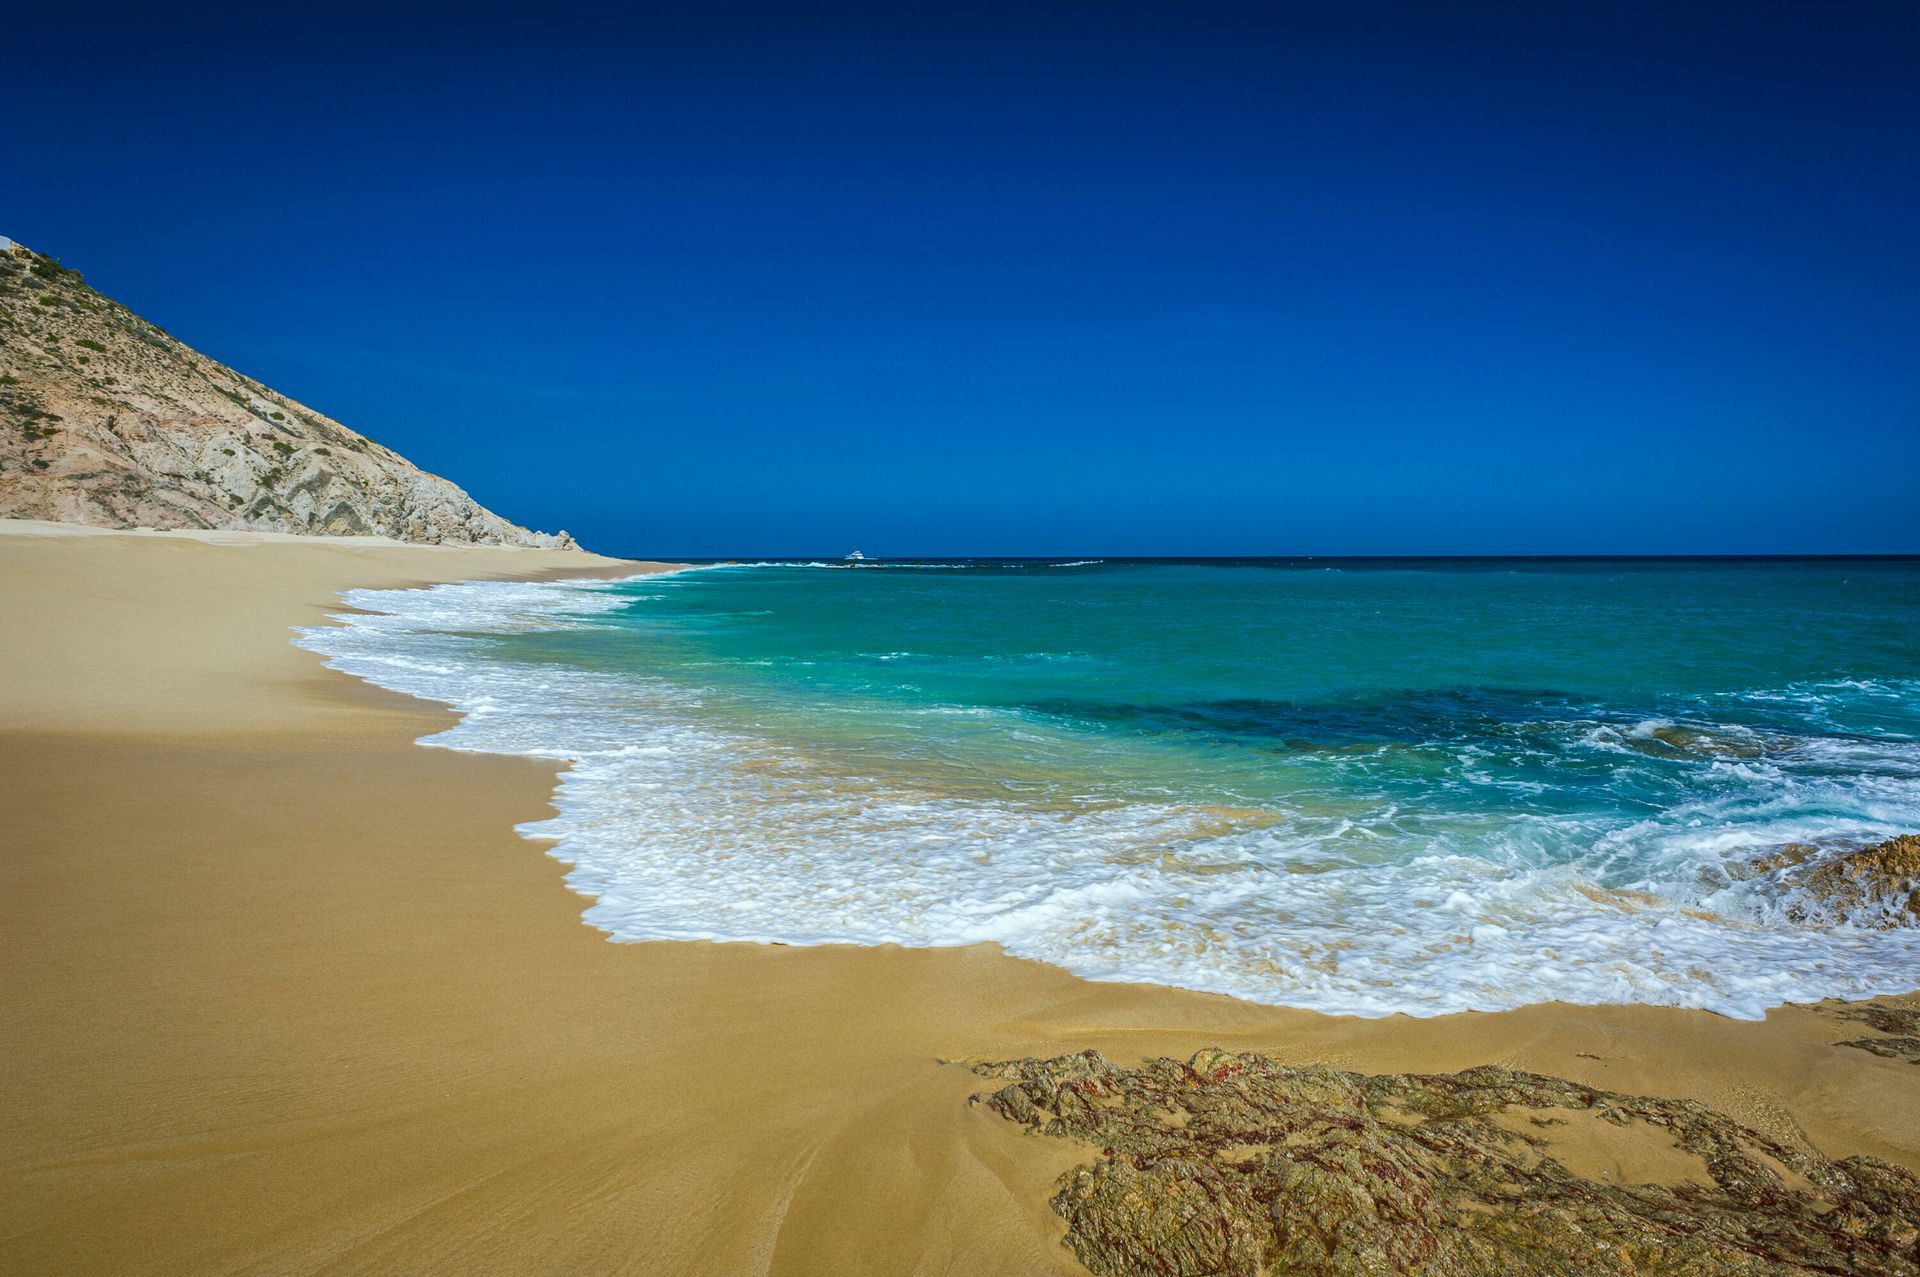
4, 522, 1918, 1275
299, 568, 1920, 1029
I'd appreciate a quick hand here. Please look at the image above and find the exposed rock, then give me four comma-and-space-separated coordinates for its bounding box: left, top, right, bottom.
0, 238, 575, 547
1840, 1037, 1920, 1065
1832, 1003, 1920, 1066
1752, 835, 1920, 929
973, 1049, 1920, 1276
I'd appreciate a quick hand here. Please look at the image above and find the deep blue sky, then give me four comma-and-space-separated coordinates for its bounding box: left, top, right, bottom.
8, 1, 1916, 555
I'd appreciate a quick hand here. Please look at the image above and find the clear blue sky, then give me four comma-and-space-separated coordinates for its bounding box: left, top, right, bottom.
8, 2, 1916, 556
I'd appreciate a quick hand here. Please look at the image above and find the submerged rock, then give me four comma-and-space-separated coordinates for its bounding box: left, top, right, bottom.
972, 1049, 1920, 1276
1753, 835, 1920, 929
1624, 723, 1773, 759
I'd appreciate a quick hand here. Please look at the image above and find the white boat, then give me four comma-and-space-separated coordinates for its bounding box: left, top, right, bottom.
844, 550, 866, 562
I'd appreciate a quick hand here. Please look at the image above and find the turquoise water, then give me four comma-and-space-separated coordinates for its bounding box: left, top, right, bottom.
302, 558, 1920, 1017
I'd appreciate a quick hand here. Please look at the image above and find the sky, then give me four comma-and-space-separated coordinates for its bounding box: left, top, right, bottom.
6, 1, 1917, 556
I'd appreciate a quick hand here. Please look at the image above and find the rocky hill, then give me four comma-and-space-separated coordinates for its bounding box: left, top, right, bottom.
0, 237, 574, 547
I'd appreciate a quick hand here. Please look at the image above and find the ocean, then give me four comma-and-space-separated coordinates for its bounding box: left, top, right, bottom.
298, 557, 1920, 1019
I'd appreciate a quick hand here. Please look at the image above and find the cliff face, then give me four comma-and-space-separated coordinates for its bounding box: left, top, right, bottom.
0, 239, 574, 548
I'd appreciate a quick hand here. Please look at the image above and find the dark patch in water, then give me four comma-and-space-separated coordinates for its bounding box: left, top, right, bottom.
1025, 689, 1604, 751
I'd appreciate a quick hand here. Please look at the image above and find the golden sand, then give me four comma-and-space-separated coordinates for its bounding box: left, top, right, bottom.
3, 521, 1916, 1275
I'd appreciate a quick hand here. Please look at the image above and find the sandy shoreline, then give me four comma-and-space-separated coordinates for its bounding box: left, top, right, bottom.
3, 522, 1917, 1275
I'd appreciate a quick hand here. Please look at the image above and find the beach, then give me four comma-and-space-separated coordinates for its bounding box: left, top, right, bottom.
3, 523, 1918, 1276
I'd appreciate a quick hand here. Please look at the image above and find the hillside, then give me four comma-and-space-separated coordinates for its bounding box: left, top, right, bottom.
0, 238, 574, 547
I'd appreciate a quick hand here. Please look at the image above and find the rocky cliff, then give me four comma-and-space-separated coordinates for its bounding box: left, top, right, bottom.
0, 238, 575, 547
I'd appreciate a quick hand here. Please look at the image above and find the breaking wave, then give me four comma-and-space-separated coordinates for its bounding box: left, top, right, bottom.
296, 572, 1920, 1020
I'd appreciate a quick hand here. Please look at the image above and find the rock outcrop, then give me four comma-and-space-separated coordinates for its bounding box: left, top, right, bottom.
973, 1049, 1920, 1276
1832, 1002, 1920, 1066
1752, 834, 1920, 929
0, 239, 574, 547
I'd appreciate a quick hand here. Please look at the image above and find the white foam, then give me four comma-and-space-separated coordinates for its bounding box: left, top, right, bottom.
297, 578, 1920, 1020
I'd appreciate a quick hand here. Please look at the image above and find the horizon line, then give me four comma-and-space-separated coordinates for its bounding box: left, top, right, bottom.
614, 552, 1920, 563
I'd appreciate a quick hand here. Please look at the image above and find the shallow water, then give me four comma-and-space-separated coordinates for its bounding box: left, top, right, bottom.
299, 558, 1920, 1018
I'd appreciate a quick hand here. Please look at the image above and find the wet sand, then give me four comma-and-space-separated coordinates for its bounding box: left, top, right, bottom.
3, 521, 1916, 1275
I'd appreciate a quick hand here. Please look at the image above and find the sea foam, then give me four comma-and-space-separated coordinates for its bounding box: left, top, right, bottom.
297, 576, 1920, 1020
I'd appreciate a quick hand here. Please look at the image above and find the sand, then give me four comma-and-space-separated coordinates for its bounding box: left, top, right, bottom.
3, 520, 1916, 1276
